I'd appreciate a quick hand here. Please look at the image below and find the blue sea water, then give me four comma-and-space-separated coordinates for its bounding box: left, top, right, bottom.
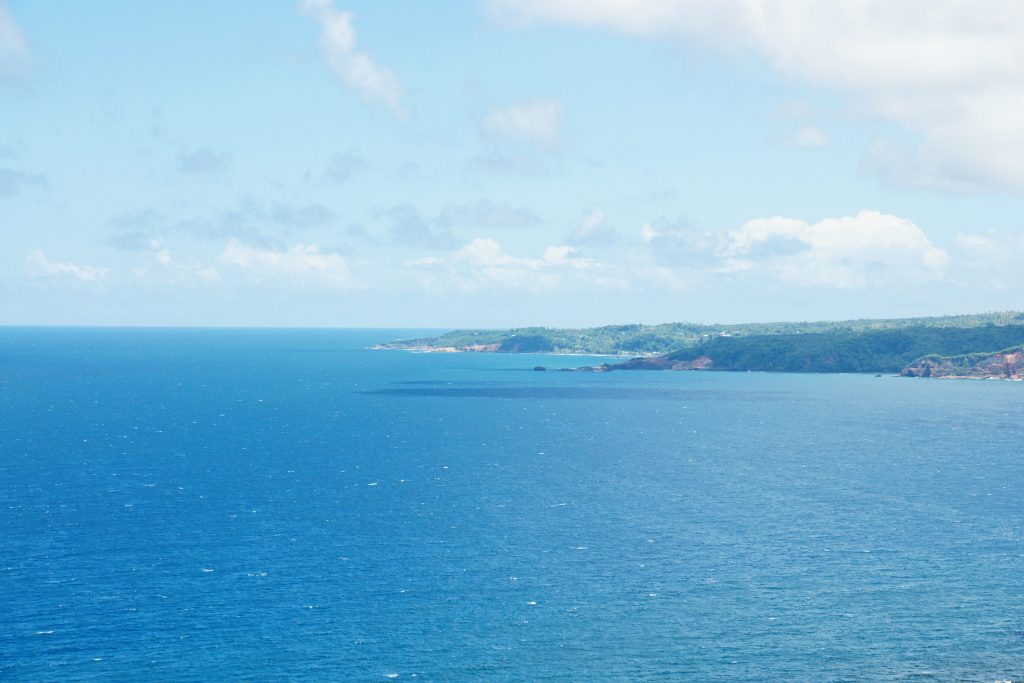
1, 327, 1022, 682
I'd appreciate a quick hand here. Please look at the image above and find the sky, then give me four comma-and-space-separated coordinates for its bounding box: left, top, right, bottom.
2, 0, 1024, 328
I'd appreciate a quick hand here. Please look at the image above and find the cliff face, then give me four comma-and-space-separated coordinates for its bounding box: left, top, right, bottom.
901, 347, 1024, 380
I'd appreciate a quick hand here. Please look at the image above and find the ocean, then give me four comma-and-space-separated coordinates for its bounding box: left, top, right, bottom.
1, 327, 1022, 681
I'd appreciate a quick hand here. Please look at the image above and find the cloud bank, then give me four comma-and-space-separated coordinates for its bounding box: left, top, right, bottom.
720, 210, 949, 288
487, 0, 1024, 192
636, 209, 949, 290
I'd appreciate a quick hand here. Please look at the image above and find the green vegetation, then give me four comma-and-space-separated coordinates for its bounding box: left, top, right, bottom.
376, 311, 1024, 375
916, 345, 1022, 366
498, 334, 554, 353
911, 344, 1024, 370
900, 344, 1024, 379
379, 311, 1024, 358
665, 325, 1024, 373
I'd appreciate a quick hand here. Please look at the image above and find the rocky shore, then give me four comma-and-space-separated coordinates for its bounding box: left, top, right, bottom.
900, 346, 1024, 380
562, 355, 713, 372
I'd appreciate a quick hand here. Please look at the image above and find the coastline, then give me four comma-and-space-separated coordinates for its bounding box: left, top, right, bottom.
373, 345, 1024, 380
370, 345, 651, 358
375, 320, 1024, 380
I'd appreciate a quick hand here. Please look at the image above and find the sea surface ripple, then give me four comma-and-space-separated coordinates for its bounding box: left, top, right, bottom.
1, 328, 1022, 681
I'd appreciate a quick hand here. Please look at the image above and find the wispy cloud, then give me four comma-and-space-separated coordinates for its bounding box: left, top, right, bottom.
106, 230, 163, 252
954, 230, 1024, 289
267, 202, 338, 229
106, 200, 339, 251
127, 239, 221, 285
566, 206, 619, 246
639, 216, 721, 268
482, 100, 562, 144
468, 152, 548, 177
783, 125, 830, 149
405, 237, 611, 292
299, 0, 404, 116
0, 167, 44, 197
437, 200, 540, 229
27, 250, 109, 283
0, 1, 29, 81
221, 239, 358, 288
177, 147, 232, 176
325, 149, 369, 182
388, 204, 456, 249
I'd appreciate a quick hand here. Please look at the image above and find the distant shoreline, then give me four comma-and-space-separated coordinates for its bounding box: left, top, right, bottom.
370, 345, 648, 359
375, 314, 1024, 380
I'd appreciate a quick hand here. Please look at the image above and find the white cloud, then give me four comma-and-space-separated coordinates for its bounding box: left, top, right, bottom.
27, 250, 109, 283
784, 126, 830, 149
950, 232, 991, 253
632, 210, 949, 289
578, 208, 605, 234
640, 216, 721, 267
220, 239, 357, 288
640, 223, 661, 244
721, 210, 949, 287
0, 1, 28, 80
775, 100, 812, 120
134, 240, 221, 285
453, 237, 595, 271
870, 90, 1024, 192
404, 238, 613, 292
482, 100, 562, 143
954, 230, 1024, 288
299, 0, 404, 115
402, 256, 444, 267
487, 0, 1024, 192
566, 206, 619, 245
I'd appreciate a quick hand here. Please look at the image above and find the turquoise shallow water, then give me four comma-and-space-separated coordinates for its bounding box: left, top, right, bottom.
1, 328, 1022, 681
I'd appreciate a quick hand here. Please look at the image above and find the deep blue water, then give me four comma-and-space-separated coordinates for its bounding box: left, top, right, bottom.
1, 328, 1022, 681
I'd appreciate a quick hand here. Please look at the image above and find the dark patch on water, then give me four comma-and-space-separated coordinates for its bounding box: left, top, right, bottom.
364, 385, 794, 401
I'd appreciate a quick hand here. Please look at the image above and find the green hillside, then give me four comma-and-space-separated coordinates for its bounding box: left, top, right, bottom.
664, 324, 1024, 373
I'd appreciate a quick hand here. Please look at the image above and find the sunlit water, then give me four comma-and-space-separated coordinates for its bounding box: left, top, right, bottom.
1, 328, 1022, 681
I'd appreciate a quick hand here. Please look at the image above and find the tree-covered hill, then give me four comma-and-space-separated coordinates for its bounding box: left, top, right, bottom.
663, 324, 1024, 374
